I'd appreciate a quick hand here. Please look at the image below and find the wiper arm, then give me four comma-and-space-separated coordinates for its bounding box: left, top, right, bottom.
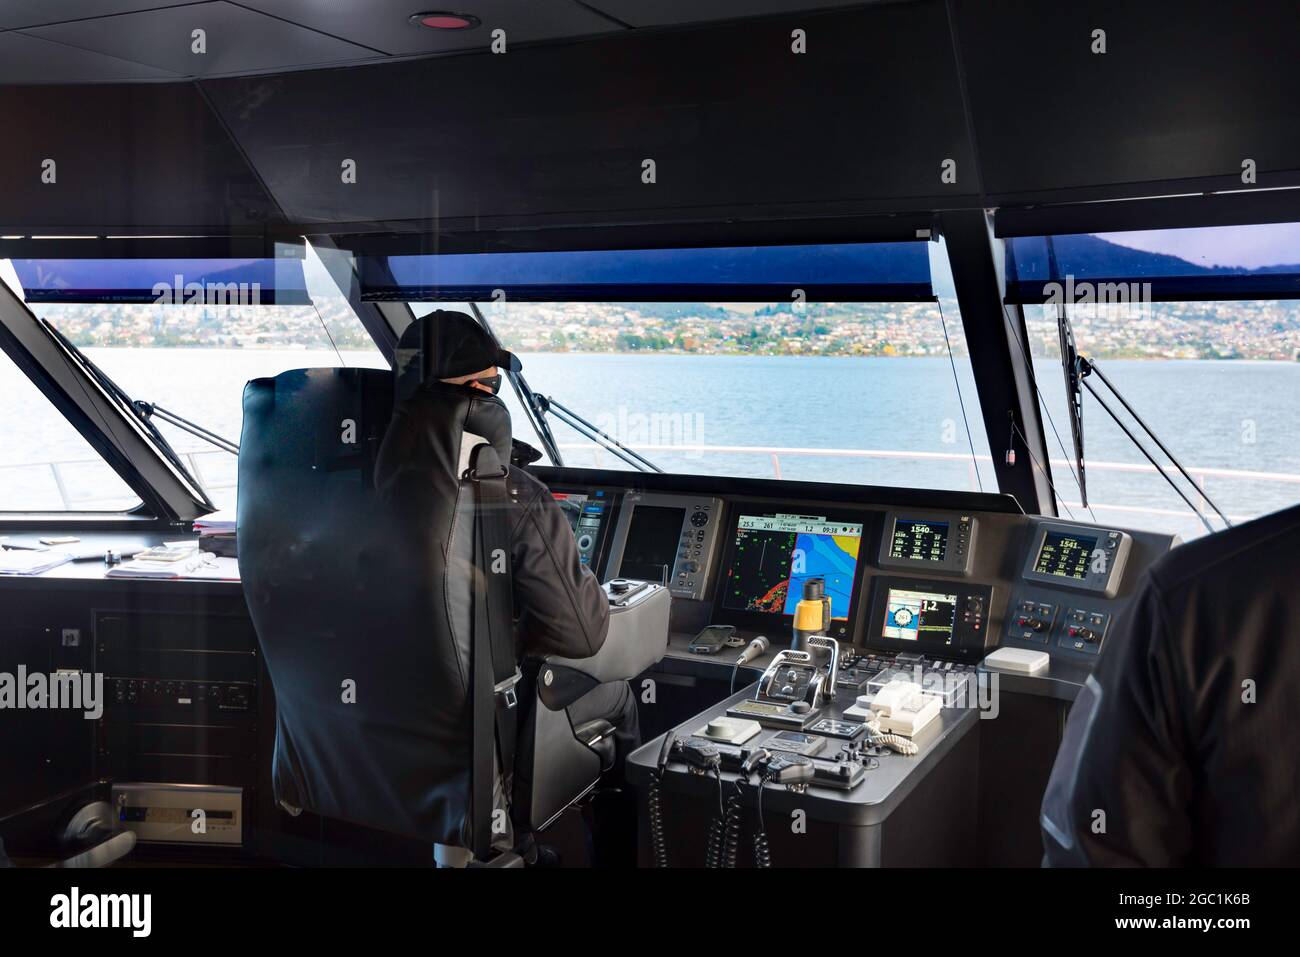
533, 394, 663, 473
1077, 358, 1230, 533
132, 401, 239, 456
464, 303, 661, 472
43, 322, 217, 510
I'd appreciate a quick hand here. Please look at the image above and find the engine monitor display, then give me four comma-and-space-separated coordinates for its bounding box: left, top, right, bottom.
890, 519, 949, 563
721, 513, 863, 620
1033, 530, 1098, 581
881, 588, 958, 645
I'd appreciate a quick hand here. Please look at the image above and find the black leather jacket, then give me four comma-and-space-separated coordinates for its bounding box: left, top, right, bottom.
1042, 502, 1300, 866
374, 380, 610, 662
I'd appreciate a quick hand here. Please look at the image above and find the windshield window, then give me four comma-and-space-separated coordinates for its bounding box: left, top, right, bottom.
0, 336, 143, 512
412, 292, 996, 494
1023, 299, 1300, 540
1, 245, 387, 512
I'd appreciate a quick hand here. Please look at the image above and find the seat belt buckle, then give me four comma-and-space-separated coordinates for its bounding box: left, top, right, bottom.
495, 669, 522, 709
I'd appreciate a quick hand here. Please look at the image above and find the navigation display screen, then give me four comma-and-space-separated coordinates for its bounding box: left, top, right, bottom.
1034, 530, 1097, 581
881, 588, 957, 645
889, 519, 949, 562
721, 513, 863, 619
618, 505, 685, 584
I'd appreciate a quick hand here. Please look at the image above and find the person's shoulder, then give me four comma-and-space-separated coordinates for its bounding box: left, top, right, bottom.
1148, 502, 1300, 601
507, 466, 548, 504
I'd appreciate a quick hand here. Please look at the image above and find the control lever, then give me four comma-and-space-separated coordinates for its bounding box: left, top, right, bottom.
806, 635, 839, 703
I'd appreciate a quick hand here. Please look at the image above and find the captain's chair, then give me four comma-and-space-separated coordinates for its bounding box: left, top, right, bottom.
237, 317, 666, 865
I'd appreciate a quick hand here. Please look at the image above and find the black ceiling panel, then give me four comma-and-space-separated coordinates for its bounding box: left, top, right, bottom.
202, 1, 978, 229
951, 0, 1300, 205
235, 0, 622, 56
584, 0, 880, 29
19, 1, 378, 78
0, 30, 182, 84
0, 1, 207, 30
0, 82, 282, 229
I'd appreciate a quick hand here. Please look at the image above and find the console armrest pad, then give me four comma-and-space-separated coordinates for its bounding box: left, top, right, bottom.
545, 583, 670, 686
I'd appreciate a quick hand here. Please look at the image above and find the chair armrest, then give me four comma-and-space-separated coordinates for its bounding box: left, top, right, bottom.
537, 582, 670, 710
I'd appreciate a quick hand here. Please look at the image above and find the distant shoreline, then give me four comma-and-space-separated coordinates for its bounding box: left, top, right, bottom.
75, 344, 1300, 363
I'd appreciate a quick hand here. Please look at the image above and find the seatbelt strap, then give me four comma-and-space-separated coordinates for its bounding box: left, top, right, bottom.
468, 443, 520, 860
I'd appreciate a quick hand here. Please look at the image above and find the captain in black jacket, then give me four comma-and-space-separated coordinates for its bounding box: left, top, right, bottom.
374, 311, 639, 767
1042, 502, 1300, 866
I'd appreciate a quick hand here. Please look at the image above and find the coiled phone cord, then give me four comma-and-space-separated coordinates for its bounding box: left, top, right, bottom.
705, 770, 726, 868
753, 772, 774, 868
869, 732, 918, 755
647, 774, 669, 867
864, 713, 920, 756
720, 781, 745, 868
648, 734, 677, 868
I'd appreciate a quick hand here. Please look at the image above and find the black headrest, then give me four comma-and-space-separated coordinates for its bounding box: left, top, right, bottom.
394, 310, 519, 402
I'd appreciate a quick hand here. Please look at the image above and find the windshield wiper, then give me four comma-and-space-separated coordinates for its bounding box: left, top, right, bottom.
531, 394, 663, 473
43, 322, 223, 511
131, 401, 239, 456
1054, 300, 1231, 535
466, 303, 662, 472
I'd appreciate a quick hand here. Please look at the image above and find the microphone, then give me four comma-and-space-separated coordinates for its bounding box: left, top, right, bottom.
736, 636, 770, 665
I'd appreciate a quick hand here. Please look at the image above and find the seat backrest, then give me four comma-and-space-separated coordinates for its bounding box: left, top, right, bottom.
239, 366, 497, 845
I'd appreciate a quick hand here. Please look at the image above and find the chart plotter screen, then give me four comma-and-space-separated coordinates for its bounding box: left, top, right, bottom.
720, 513, 863, 619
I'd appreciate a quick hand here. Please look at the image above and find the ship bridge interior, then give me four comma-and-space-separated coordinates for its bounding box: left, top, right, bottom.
1, 0, 1299, 891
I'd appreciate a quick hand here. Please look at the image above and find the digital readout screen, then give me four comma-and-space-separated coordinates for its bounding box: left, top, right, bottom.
889, 519, 948, 563
1034, 531, 1098, 580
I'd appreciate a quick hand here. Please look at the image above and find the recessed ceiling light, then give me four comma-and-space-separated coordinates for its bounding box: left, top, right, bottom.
409, 12, 481, 30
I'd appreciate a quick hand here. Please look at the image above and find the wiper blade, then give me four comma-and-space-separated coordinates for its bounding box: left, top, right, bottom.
1052, 297, 1230, 534
43, 322, 216, 510
1057, 304, 1088, 508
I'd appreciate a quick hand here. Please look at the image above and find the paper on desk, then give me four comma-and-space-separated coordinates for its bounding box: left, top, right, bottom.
0, 549, 73, 575
193, 508, 236, 534
106, 555, 240, 581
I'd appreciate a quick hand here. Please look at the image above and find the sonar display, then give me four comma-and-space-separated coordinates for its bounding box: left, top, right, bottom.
721, 514, 863, 619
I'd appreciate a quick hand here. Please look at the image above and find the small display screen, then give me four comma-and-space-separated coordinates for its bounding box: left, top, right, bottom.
881, 588, 957, 645
551, 490, 608, 566
889, 519, 949, 562
721, 513, 863, 619
619, 505, 685, 583
1034, 531, 1098, 581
